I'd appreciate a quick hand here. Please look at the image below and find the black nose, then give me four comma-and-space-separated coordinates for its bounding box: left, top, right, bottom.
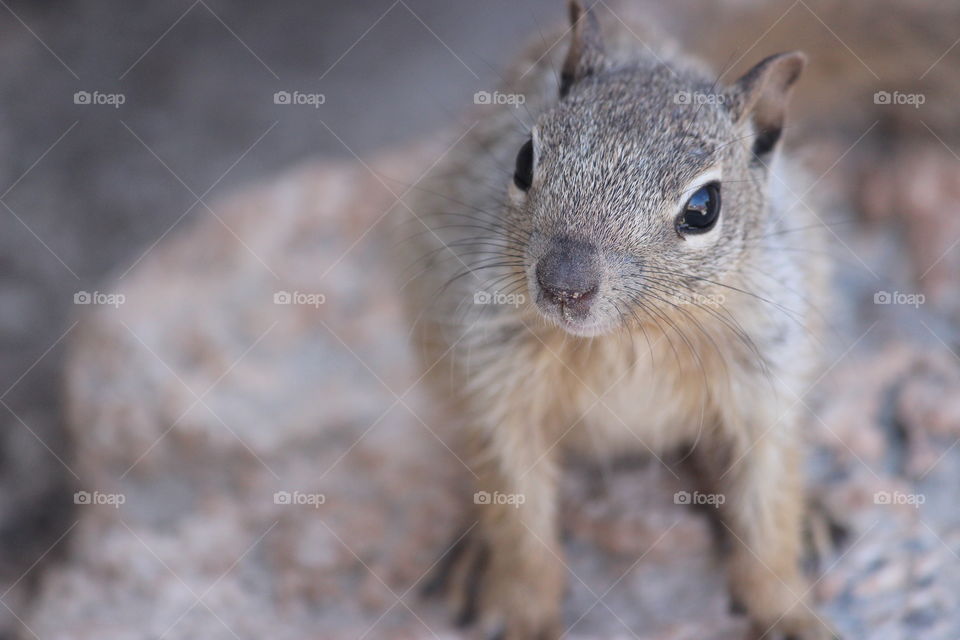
536, 237, 600, 315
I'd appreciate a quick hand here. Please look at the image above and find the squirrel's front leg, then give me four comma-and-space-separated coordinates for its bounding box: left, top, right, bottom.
715, 403, 838, 640
442, 417, 565, 640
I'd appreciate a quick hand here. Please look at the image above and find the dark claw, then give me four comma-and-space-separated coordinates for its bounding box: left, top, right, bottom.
457, 542, 489, 627
828, 518, 850, 548
728, 596, 747, 616
421, 529, 471, 598
456, 601, 477, 628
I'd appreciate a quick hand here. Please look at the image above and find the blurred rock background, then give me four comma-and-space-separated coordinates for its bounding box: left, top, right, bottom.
2, 0, 960, 638
0, 0, 555, 629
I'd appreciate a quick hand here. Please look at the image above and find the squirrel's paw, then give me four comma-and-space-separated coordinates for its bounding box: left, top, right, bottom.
422, 527, 563, 640
748, 606, 841, 640
803, 496, 850, 576
731, 566, 841, 640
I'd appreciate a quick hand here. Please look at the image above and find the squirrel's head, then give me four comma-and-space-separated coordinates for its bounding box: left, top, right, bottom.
507, 1, 805, 337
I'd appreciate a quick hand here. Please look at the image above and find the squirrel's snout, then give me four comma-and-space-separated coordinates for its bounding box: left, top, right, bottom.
535, 238, 600, 316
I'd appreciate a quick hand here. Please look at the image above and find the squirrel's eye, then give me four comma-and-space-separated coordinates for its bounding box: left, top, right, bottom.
676, 182, 721, 235
513, 138, 534, 191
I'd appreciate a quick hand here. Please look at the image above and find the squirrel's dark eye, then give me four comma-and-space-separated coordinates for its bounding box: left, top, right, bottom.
513, 139, 534, 191
676, 182, 721, 235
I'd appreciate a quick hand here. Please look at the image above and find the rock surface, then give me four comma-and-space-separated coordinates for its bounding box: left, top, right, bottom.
13, 131, 960, 640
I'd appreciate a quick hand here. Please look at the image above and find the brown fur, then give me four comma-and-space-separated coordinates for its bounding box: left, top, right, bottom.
397, 3, 834, 638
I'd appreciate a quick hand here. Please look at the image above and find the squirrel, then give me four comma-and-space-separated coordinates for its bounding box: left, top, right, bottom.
398, 2, 836, 638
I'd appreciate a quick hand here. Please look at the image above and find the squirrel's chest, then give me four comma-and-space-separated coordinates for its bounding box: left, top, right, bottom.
549, 337, 728, 457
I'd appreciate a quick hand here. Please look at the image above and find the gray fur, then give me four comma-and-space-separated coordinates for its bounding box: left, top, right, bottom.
397, 4, 832, 638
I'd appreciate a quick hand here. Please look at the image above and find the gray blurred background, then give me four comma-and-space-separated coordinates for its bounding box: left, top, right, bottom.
0, 0, 565, 602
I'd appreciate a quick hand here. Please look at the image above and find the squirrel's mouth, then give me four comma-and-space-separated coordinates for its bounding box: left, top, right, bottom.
551, 314, 609, 338
534, 291, 611, 338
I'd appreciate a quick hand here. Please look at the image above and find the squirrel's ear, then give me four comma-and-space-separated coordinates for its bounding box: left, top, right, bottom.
560, 1, 605, 98
728, 51, 806, 158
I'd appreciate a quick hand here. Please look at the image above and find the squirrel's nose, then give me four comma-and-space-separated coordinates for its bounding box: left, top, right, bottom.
536, 238, 600, 314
